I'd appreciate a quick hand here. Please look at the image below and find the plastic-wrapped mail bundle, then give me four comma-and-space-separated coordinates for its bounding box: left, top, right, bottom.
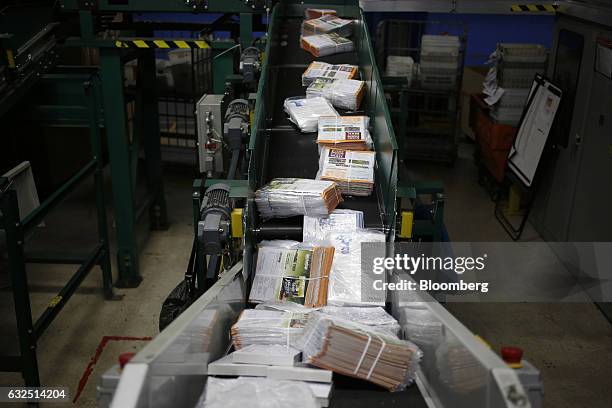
301, 33, 354, 57
317, 116, 372, 151
306, 79, 365, 111
284, 97, 339, 133
255, 178, 343, 219
231, 309, 309, 349
296, 312, 422, 391
317, 148, 375, 197
302, 15, 353, 37
320, 306, 401, 337
250, 241, 334, 308
302, 62, 358, 86
305, 8, 337, 19
327, 229, 386, 306
198, 377, 318, 408
303, 209, 363, 242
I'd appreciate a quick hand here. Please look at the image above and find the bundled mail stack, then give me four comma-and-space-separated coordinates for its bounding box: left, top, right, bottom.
250, 241, 334, 308
297, 312, 422, 391
301, 33, 354, 57
255, 178, 343, 218
326, 229, 386, 306
302, 62, 359, 86
483, 43, 547, 125
284, 97, 339, 133
302, 14, 353, 37
306, 78, 365, 111
230, 309, 309, 350
305, 8, 337, 19
300, 13, 354, 57
317, 147, 375, 196
316, 116, 372, 151
303, 209, 363, 242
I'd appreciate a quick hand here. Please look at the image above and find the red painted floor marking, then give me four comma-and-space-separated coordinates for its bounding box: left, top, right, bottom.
73, 335, 152, 403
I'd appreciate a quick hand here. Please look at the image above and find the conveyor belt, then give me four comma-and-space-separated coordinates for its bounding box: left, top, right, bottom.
255, 16, 427, 408
260, 17, 384, 232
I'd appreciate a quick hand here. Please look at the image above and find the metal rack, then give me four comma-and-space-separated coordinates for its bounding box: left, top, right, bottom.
0, 67, 115, 388
377, 19, 468, 165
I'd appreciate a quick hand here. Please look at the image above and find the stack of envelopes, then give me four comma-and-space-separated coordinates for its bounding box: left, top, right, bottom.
302, 15, 353, 37
306, 78, 365, 111
300, 33, 354, 57
255, 178, 343, 218
284, 97, 339, 133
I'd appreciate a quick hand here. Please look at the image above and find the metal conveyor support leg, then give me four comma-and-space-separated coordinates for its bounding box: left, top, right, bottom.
139, 50, 169, 231
1, 191, 40, 387
100, 48, 140, 287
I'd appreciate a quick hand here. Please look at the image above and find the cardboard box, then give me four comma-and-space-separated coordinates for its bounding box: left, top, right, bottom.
460, 66, 488, 140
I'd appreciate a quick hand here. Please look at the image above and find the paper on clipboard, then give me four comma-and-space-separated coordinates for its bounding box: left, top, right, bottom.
508, 75, 562, 188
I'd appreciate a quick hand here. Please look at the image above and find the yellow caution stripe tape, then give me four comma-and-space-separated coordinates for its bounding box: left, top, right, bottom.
114, 39, 209, 49
510, 4, 559, 12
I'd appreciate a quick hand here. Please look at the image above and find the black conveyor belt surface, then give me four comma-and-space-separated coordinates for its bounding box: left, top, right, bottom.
262, 17, 382, 230
258, 15, 427, 408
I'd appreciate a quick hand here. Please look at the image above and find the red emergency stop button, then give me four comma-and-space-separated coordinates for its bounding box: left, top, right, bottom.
501, 346, 523, 369
119, 352, 136, 369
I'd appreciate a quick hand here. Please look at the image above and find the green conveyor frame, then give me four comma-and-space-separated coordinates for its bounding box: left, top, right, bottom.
245, 0, 399, 280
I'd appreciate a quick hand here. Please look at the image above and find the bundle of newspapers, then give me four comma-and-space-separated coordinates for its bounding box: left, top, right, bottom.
296, 312, 422, 391
302, 62, 359, 86
327, 229, 386, 306
301, 33, 354, 57
255, 178, 343, 218
321, 306, 401, 337
317, 147, 375, 197
231, 309, 309, 349
317, 116, 372, 151
254, 301, 402, 339
305, 8, 337, 19
250, 241, 335, 308
302, 15, 353, 37
307, 79, 365, 111
303, 209, 364, 242
284, 96, 338, 133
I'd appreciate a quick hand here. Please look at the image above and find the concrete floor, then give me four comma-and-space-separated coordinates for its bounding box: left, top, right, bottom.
1, 141, 611, 407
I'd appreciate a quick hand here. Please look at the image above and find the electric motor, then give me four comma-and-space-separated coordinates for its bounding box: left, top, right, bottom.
198, 183, 231, 255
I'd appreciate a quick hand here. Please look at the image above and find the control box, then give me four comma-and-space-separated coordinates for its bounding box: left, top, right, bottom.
196, 94, 227, 176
